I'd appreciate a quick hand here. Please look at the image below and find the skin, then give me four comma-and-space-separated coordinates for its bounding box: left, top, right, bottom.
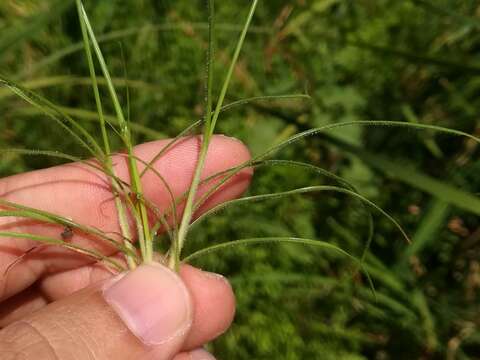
0, 135, 252, 359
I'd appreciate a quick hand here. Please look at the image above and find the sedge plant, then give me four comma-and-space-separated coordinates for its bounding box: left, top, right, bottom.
1, 0, 480, 314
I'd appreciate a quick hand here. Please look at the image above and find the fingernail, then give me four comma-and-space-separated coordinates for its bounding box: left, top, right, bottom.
103, 264, 192, 346
189, 348, 216, 360
217, 134, 244, 145
200, 270, 230, 285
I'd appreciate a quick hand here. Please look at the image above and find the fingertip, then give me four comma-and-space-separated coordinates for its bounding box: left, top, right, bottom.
211, 134, 254, 179
212, 134, 252, 165
180, 265, 235, 350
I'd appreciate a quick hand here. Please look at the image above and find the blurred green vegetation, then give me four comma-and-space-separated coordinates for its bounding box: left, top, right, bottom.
1, 0, 480, 358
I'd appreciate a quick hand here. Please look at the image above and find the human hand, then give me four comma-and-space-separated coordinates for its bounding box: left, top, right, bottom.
0, 136, 252, 360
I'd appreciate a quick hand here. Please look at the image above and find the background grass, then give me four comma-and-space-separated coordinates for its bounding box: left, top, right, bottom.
1, 0, 480, 359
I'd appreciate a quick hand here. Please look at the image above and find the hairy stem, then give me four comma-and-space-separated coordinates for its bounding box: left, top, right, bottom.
76, 0, 137, 269
79, 2, 152, 263
171, 0, 259, 270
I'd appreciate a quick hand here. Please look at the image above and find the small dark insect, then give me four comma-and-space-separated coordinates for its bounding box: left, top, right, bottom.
61, 225, 74, 240
128, 191, 144, 203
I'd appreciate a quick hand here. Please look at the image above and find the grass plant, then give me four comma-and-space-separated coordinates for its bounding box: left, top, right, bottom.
0, 0, 478, 288
1, 0, 378, 277
1, 1, 480, 357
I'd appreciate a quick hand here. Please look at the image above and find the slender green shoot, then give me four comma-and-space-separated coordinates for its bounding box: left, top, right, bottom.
0, 77, 104, 158
192, 120, 480, 212
77, 1, 153, 262
189, 186, 409, 244
220, 94, 311, 113
76, 0, 135, 269
182, 236, 375, 295
0, 231, 124, 272
172, 0, 259, 270
0, 199, 138, 259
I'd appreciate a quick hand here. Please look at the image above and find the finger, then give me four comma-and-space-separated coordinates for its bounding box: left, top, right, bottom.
1, 263, 236, 351
0, 287, 47, 328
0, 255, 124, 328
0, 136, 252, 300
0, 264, 206, 360
178, 266, 235, 350
0, 259, 114, 327
173, 348, 216, 360
39, 253, 127, 300
40, 264, 235, 350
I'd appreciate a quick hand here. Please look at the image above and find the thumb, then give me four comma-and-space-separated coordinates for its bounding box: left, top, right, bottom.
0, 263, 194, 360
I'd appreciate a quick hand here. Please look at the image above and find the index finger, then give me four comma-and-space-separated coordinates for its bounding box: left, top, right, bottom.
0, 135, 252, 301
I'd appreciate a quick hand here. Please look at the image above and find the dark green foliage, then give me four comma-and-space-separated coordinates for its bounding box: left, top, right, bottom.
1, 0, 479, 358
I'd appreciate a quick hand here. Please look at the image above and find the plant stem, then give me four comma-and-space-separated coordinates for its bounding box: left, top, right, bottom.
76, 0, 136, 269
171, 0, 259, 270
79, 2, 153, 263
